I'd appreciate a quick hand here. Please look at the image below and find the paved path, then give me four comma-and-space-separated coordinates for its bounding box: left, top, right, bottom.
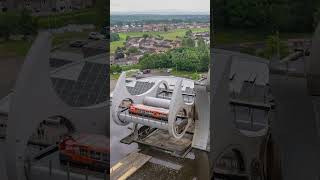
270, 74, 320, 180
0, 57, 23, 98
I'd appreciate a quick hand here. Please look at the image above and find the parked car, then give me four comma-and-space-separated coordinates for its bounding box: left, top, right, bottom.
69, 40, 88, 48
143, 69, 151, 74
88, 32, 105, 40
136, 74, 145, 79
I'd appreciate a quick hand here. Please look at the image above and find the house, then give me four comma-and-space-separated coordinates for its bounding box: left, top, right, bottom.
287, 38, 311, 51
1, 0, 93, 13
126, 37, 141, 49
110, 56, 115, 65
143, 25, 153, 32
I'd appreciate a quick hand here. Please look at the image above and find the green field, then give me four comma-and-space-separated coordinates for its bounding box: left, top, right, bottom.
111, 68, 204, 80
0, 30, 92, 57
110, 28, 209, 54
52, 30, 92, 46
171, 70, 202, 80
0, 40, 32, 57
215, 29, 312, 45
36, 8, 96, 29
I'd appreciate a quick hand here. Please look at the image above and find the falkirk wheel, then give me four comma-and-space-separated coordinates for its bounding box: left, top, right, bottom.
210, 50, 274, 180
267, 24, 320, 179
2, 32, 108, 180
111, 72, 194, 139
209, 24, 320, 180
111, 71, 211, 178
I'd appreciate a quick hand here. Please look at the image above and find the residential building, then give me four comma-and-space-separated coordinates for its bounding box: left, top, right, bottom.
0, 0, 93, 12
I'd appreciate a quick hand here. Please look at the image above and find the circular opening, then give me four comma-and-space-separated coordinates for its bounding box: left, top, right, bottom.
214, 148, 247, 179
117, 98, 134, 124
157, 82, 170, 99
174, 108, 188, 135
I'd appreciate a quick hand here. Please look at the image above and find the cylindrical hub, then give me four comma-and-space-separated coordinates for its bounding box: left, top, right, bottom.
143, 96, 171, 109
118, 113, 169, 130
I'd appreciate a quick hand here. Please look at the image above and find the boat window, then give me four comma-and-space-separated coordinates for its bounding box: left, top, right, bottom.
80, 148, 87, 156
102, 153, 108, 162
90, 151, 101, 160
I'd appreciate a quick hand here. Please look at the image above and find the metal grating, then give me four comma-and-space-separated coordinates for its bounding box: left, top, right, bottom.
231, 81, 270, 103
51, 62, 107, 107
127, 81, 155, 95
49, 58, 72, 68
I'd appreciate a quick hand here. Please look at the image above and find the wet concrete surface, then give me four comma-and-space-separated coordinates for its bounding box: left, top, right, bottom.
110, 113, 138, 166
128, 149, 191, 180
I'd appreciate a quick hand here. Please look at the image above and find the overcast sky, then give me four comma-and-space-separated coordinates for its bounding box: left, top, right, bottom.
111, 0, 210, 14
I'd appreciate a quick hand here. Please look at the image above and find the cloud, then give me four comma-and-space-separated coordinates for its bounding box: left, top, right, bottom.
110, 0, 209, 13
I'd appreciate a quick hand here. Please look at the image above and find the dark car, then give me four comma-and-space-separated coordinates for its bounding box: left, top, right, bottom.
88, 32, 105, 40
69, 40, 88, 48
143, 69, 151, 74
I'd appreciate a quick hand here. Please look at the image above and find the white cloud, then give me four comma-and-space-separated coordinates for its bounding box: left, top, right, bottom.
110, 0, 210, 13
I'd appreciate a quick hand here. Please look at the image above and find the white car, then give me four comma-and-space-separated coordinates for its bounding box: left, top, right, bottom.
88, 32, 105, 40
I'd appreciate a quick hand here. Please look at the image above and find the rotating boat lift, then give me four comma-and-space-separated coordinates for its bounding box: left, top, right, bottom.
111, 72, 194, 139
1, 32, 108, 180
110, 70, 211, 179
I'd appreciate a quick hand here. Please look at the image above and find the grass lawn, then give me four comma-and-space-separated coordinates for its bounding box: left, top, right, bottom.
52, 30, 92, 46
111, 73, 121, 80
171, 70, 202, 80
110, 28, 209, 54
110, 69, 140, 80
36, 8, 96, 29
215, 29, 312, 45
0, 40, 32, 57
110, 40, 126, 53
111, 67, 205, 80
0, 30, 92, 58
121, 28, 209, 40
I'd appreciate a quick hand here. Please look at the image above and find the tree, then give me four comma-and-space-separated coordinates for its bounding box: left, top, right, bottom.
214, 0, 316, 33
314, 7, 320, 28
110, 64, 122, 73
142, 34, 149, 39
263, 33, 289, 59
95, 0, 108, 30
182, 37, 195, 48
185, 29, 193, 37
115, 47, 125, 59
197, 38, 207, 49
18, 9, 37, 39
198, 48, 210, 71
110, 33, 120, 42
156, 34, 164, 40
138, 47, 209, 72
127, 47, 139, 54
0, 12, 18, 41
139, 53, 171, 69
164, 26, 168, 32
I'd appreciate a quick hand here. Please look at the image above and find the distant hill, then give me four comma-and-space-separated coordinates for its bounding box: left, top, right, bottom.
111, 9, 209, 15
110, 14, 210, 25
